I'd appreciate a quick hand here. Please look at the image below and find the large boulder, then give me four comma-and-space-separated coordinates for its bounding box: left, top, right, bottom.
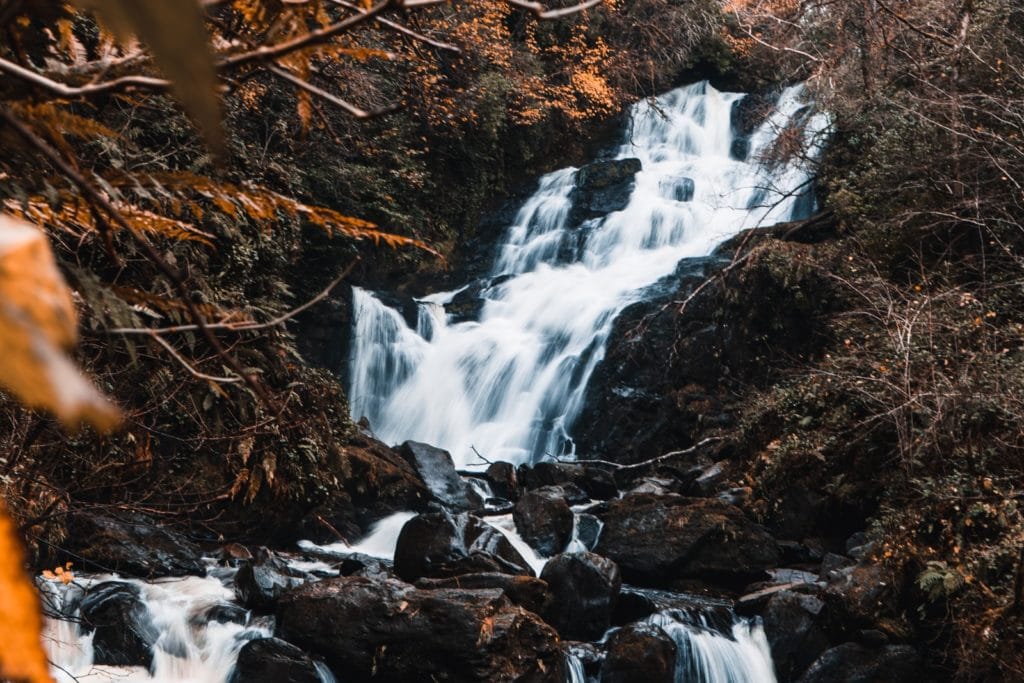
80, 582, 159, 667
600, 622, 677, 683
569, 158, 642, 223
394, 511, 534, 581
798, 643, 921, 683
513, 486, 574, 557
63, 512, 205, 578
595, 493, 781, 586
540, 552, 621, 641
398, 441, 481, 511
230, 638, 323, 683
519, 462, 617, 500
763, 590, 830, 681
276, 576, 563, 682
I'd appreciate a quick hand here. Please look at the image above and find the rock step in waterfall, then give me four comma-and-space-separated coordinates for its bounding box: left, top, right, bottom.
38, 81, 855, 683
347, 80, 830, 468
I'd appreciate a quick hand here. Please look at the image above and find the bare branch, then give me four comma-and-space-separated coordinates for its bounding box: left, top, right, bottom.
0, 56, 170, 96
559, 437, 723, 470
267, 64, 399, 119
506, 0, 603, 20
108, 259, 359, 335
330, 0, 461, 53
148, 333, 243, 385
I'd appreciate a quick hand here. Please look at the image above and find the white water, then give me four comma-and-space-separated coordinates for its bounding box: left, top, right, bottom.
648, 610, 777, 683
297, 510, 416, 559
348, 81, 830, 467
41, 572, 276, 683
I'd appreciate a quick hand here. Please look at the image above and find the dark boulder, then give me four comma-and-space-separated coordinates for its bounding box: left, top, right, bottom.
569, 158, 642, 223
513, 486, 574, 556
763, 590, 830, 681
659, 176, 695, 202
80, 582, 159, 667
415, 573, 552, 615
540, 552, 621, 641
63, 512, 205, 578
230, 638, 323, 683
519, 462, 617, 500
394, 511, 534, 581
798, 643, 922, 683
236, 550, 311, 611
595, 493, 781, 586
445, 275, 514, 324
276, 576, 563, 682
600, 622, 677, 683
575, 513, 603, 551
398, 441, 481, 511
485, 462, 519, 501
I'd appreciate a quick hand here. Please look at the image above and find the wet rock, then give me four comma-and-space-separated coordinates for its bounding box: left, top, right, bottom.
540, 552, 621, 641
445, 275, 514, 324
415, 573, 552, 615
575, 513, 603, 551
236, 550, 311, 611
692, 460, 728, 495
659, 176, 694, 202
398, 441, 481, 511
819, 553, 855, 581
629, 477, 681, 496
394, 511, 534, 581
230, 638, 323, 683
219, 543, 253, 567
513, 486, 574, 556
277, 576, 563, 682
80, 582, 159, 667
600, 622, 677, 683
518, 462, 617, 500
763, 590, 829, 681
823, 563, 895, 634
485, 462, 520, 501
595, 493, 781, 586
64, 512, 205, 578
797, 643, 922, 683
570, 158, 642, 223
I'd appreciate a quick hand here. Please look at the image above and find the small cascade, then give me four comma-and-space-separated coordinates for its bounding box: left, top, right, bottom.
647, 609, 777, 683
347, 81, 830, 467
298, 510, 415, 559
564, 650, 587, 683
40, 572, 273, 683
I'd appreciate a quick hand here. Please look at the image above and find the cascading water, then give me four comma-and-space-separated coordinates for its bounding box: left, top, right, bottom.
347, 81, 830, 467
648, 610, 777, 683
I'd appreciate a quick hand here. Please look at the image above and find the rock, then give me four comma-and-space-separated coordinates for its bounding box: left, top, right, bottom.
63, 512, 205, 578
80, 582, 159, 667
798, 643, 922, 683
394, 511, 534, 581
819, 552, 854, 581
569, 158, 642, 223
659, 176, 694, 202
513, 486, 574, 556
823, 563, 895, 634
629, 477, 681, 496
575, 513, 603, 551
692, 460, 728, 495
445, 275, 514, 324
518, 462, 617, 500
230, 638, 323, 683
219, 543, 253, 566
415, 573, 552, 615
277, 576, 563, 682
540, 552, 621, 641
595, 493, 781, 586
485, 462, 519, 501
763, 590, 830, 681
398, 441, 481, 511
600, 622, 677, 683
236, 550, 310, 611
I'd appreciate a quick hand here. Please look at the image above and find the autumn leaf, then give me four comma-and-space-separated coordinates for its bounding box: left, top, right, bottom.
71, 0, 222, 152
0, 500, 53, 683
0, 213, 121, 431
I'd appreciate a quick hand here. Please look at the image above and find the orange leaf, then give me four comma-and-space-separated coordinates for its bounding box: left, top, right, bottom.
0, 213, 121, 431
0, 500, 54, 683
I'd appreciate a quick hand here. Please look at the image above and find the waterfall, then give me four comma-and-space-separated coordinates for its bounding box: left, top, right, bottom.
648, 610, 777, 683
347, 81, 830, 467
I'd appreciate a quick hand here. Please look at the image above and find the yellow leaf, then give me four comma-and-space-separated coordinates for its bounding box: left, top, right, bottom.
0, 213, 121, 431
0, 500, 54, 683
71, 0, 223, 152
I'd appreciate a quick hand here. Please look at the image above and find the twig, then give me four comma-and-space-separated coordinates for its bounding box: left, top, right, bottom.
108, 259, 358, 335
267, 64, 399, 119
148, 333, 243, 384
506, 0, 603, 19
0, 107, 275, 408
219, 0, 393, 68
330, 0, 461, 53
561, 436, 723, 470
469, 445, 494, 466
0, 56, 171, 96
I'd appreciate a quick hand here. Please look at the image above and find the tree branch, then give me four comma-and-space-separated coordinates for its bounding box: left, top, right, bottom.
505, 0, 603, 19
560, 437, 723, 470
267, 64, 399, 119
